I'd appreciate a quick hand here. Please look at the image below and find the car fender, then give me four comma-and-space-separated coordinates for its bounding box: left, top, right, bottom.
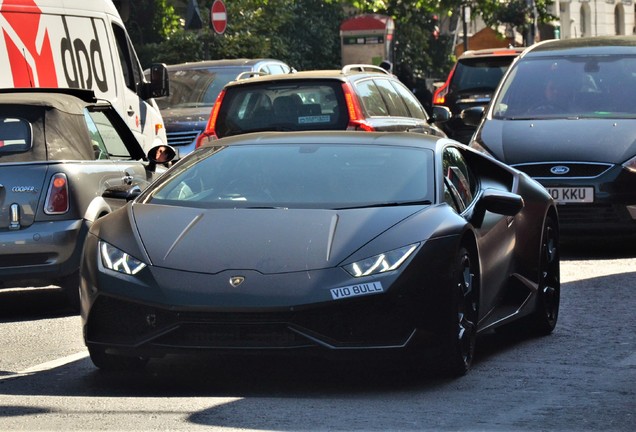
83, 196, 114, 224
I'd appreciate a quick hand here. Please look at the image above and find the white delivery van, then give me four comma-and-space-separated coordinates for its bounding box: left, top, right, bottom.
0, 0, 169, 150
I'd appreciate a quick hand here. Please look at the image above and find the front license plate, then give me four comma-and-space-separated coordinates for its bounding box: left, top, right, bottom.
546, 187, 594, 203
330, 281, 383, 300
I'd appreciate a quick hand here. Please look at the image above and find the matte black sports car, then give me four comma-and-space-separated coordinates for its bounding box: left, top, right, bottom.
80, 131, 560, 376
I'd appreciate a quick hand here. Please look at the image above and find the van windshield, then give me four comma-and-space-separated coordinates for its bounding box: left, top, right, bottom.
492, 55, 636, 119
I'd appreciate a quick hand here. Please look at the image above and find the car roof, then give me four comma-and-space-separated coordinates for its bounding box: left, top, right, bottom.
205, 130, 446, 151
0, 88, 101, 114
165, 58, 288, 71
458, 47, 525, 60
522, 36, 636, 58
223, 64, 392, 86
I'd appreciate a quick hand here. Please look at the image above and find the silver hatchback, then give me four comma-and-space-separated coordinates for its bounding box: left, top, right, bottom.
0, 89, 174, 309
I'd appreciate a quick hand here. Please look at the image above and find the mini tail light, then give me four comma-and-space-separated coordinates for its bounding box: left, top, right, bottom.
196, 89, 226, 149
44, 173, 69, 214
342, 83, 375, 132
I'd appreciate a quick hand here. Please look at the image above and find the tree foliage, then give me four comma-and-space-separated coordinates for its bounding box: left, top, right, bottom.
476, 0, 556, 42
122, 0, 555, 79
131, 0, 343, 70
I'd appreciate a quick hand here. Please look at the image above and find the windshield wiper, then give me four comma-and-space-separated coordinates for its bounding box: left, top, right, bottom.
334, 200, 432, 210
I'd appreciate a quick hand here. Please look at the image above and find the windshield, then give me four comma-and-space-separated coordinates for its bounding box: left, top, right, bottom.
492, 55, 636, 119
155, 67, 248, 110
145, 143, 434, 209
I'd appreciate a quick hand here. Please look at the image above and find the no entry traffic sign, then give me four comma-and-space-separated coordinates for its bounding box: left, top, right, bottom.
210, 0, 227, 35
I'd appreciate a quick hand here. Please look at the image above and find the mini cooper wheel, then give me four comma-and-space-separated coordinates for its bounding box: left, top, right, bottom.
440, 244, 479, 376
89, 348, 148, 371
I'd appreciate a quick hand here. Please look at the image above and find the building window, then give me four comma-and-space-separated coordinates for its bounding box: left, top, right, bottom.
615, 5, 625, 35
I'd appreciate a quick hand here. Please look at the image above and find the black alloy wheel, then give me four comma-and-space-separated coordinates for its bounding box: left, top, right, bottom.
442, 245, 479, 376
529, 215, 560, 334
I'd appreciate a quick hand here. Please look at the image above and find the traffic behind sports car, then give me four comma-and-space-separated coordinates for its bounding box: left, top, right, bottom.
467, 36, 636, 237
80, 131, 559, 376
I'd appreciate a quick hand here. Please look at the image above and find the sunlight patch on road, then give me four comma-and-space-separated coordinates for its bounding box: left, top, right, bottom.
561, 258, 636, 283
0, 351, 88, 381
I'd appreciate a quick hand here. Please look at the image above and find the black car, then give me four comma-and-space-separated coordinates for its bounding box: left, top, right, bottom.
466, 36, 636, 237
195, 64, 450, 147
0, 88, 174, 308
433, 47, 524, 143
151, 59, 293, 156
80, 131, 559, 376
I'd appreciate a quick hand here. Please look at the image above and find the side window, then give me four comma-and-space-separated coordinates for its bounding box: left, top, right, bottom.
374, 78, 410, 117
84, 109, 132, 160
392, 81, 427, 119
443, 147, 476, 212
264, 64, 285, 75
112, 24, 136, 92
444, 181, 462, 213
0, 117, 31, 154
354, 79, 388, 116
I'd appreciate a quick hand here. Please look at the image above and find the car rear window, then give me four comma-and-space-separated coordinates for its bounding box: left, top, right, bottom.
452, 57, 515, 92
215, 80, 348, 138
0, 117, 31, 155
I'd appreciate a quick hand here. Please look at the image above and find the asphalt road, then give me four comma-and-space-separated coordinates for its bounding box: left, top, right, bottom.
0, 239, 634, 431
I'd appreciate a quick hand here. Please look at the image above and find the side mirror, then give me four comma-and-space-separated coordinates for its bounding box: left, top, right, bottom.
144, 63, 170, 99
431, 105, 451, 123
460, 106, 485, 127
147, 144, 177, 172
479, 188, 524, 216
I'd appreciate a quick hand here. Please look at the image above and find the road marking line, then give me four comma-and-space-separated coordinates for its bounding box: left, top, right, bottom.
0, 351, 89, 381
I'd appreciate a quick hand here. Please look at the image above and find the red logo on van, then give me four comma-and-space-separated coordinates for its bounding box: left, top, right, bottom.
1, 0, 58, 87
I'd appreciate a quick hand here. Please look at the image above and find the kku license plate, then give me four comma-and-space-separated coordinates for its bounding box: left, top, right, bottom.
546, 187, 594, 203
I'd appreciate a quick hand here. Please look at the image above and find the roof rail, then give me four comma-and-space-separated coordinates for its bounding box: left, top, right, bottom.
235, 71, 269, 80
341, 64, 390, 75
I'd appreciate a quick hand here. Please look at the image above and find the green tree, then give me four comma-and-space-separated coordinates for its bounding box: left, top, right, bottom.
346, 1, 455, 81
130, 0, 343, 70
476, 0, 556, 45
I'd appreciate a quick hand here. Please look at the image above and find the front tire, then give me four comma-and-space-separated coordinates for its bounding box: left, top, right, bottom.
528, 215, 560, 334
439, 244, 479, 377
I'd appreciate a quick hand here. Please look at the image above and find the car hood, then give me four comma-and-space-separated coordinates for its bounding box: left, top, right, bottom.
161, 107, 212, 126
131, 204, 425, 274
479, 118, 636, 164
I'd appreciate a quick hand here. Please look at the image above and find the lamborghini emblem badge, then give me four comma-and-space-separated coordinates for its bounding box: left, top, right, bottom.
229, 276, 245, 287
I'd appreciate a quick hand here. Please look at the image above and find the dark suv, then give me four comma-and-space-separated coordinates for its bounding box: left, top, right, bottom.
151, 59, 293, 157
433, 47, 524, 143
196, 64, 449, 147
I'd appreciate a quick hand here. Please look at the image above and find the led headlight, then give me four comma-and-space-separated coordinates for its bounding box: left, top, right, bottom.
343, 243, 419, 277
622, 155, 636, 173
99, 241, 146, 275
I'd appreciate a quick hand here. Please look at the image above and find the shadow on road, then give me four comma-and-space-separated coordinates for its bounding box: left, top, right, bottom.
560, 235, 636, 260
0, 286, 76, 320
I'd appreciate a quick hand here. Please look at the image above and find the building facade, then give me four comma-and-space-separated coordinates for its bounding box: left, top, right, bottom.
554, 0, 635, 39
